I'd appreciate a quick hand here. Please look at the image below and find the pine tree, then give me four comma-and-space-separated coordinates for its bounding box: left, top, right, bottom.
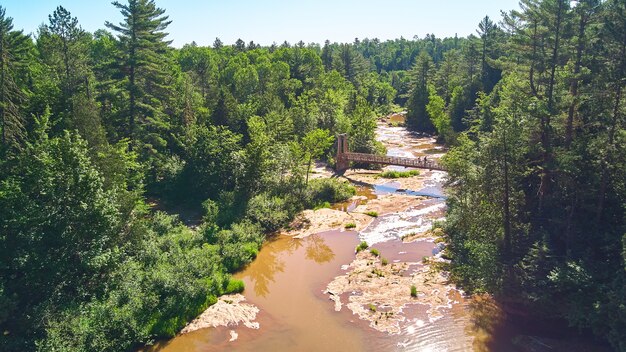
406, 51, 435, 133
105, 0, 172, 149
476, 16, 501, 93
0, 7, 30, 152
44, 6, 86, 99
336, 43, 368, 86
213, 37, 223, 49
321, 39, 333, 72
40, 6, 105, 145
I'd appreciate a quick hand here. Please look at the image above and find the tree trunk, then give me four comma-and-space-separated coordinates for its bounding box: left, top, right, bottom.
502, 123, 512, 263
0, 32, 5, 149
565, 8, 588, 148
529, 21, 539, 97
539, 0, 565, 208
596, 32, 625, 223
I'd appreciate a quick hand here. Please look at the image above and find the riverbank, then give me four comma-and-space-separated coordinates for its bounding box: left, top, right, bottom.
159, 114, 613, 352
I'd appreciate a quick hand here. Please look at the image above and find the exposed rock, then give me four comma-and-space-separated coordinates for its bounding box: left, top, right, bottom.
180, 294, 259, 334
325, 251, 456, 334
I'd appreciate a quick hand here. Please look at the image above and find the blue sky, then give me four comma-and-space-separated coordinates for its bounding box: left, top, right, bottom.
2, 0, 520, 47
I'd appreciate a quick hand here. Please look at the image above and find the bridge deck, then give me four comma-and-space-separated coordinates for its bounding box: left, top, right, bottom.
342, 152, 444, 171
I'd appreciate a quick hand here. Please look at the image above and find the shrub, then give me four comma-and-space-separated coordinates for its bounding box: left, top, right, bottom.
225, 279, 245, 294
356, 241, 369, 252
365, 211, 378, 217
313, 201, 331, 210
401, 232, 417, 241
306, 178, 356, 206
369, 304, 377, 312
345, 222, 357, 229
245, 192, 291, 232
370, 248, 380, 257
379, 170, 419, 179
372, 268, 385, 277
381, 258, 389, 266
410, 285, 418, 297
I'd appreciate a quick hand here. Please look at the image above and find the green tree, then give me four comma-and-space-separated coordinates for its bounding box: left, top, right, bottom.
406, 51, 435, 133
105, 0, 172, 148
476, 16, 502, 93
349, 97, 379, 154
0, 7, 30, 152
0, 127, 130, 347
301, 128, 333, 184
335, 43, 368, 86
321, 39, 333, 71
426, 86, 454, 143
38, 6, 107, 147
183, 125, 242, 200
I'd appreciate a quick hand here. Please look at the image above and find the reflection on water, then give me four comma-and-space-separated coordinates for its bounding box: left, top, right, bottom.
304, 234, 335, 264
155, 231, 369, 352
238, 236, 288, 297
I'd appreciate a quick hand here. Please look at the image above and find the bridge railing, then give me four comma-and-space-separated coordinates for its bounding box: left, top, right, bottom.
341, 152, 444, 171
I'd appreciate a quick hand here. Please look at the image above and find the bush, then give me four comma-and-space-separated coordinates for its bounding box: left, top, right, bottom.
313, 201, 331, 210
225, 279, 245, 294
305, 178, 356, 207
379, 170, 419, 179
401, 232, 417, 241
370, 248, 380, 257
365, 211, 378, 217
369, 304, 377, 312
345, 222, 357, 229
356, 241, 369, 252
245, 192, 291, 232
382, 258, 389, 266
410, 285, 418, 297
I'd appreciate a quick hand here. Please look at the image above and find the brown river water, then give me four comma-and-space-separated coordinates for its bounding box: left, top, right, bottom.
151, 114, 610, 352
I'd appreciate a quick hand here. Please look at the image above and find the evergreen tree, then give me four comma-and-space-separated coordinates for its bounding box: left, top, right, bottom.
0, 7, 30, 152
39, 6, 105, 146
336, 43, 368, 86
321, 39, 333, 72
105, 0, 172, 149
476, 15, 501, 93
406, 51, 435, 133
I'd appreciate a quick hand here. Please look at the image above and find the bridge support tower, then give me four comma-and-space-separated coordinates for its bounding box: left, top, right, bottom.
336, 134, 349, 173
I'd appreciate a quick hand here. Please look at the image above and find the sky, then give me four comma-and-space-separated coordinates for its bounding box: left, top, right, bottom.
2, 0, 521, 47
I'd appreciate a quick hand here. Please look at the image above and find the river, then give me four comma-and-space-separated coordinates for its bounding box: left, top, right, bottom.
151, 114, 609, 352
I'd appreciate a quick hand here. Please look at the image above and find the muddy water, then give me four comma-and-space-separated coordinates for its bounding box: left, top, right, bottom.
156, 231, 369, 352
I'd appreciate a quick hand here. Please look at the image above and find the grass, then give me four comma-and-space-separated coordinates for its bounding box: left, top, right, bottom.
381, 257, 389, 266
365, 211, 378, 217
356, 241, 368, 253
345, 222, 357, 229
313, 201, 331, 211
370, 248, 380, 257
379, 170, 419, 179
401, 232, 417, 241
371, 268, 385, 277
410, 285, 418, 297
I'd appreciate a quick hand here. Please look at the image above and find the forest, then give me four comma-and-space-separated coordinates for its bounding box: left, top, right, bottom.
0, 0, 624, 351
